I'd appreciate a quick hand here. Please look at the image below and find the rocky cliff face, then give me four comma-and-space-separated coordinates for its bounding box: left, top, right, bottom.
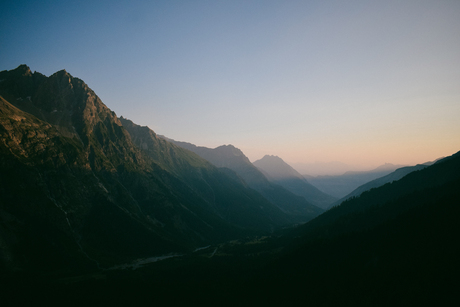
0, 73, 178, 272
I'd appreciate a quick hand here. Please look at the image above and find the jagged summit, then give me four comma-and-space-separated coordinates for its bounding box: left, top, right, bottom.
217, 144, 238, 149
254, 154, 302, 180
50, 69, 72, 82
258, 154, 284, 163
213, 144, 248, 160
16, 64, 30, 69
12, 64, 33, 76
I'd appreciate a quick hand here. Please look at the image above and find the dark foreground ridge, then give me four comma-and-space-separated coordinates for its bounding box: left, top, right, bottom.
2, 149, 459, 306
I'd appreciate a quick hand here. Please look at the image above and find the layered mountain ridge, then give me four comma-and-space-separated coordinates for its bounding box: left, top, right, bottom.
253, 155, 336, 209
0, 65, 317, 272
327, 162, 433, 208
305, 163, 405, 198
162, 138, 324, 219
245, 150, 460, 305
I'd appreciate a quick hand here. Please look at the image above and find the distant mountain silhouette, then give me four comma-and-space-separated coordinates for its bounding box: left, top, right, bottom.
305, 163, 405, 198
245, 150, 460, 305
291, 160, 355, 176
328, 162, 435, 208
253, 155, 336, 209
162, 138, 323, 220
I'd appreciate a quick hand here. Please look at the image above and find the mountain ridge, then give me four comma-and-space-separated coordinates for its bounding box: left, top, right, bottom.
162, 137, 324, 220
253, 154, 336, 209
305, 163, 405, 198
328, 162, 433, 209
0, 65, 304, 272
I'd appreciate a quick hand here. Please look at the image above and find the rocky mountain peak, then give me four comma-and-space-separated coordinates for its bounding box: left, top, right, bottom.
13, 64, 32, 77
260, 155, 283, 162
212, 144, 251, 165
215, 144, 244, 155
254, 154, 303, 180
50, 69, 72, 84
0, 65, 131, 171
34, 68, 119, 128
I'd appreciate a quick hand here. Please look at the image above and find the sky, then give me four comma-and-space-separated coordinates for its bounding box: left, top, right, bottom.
1, 0, 460, 173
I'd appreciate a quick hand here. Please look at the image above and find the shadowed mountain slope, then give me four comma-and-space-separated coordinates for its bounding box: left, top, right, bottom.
0, 65, 296, 272
4, 147, 458, 306
305, 163, 405, 198
119, 116, 292, 228
242, 150, 460, 305
328, 162, 433, 209
293, 152, 460, 238
162, 138, 323, 221
253, 155, 336, 209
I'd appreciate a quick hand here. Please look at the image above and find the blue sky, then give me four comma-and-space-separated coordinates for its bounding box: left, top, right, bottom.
1, 0, 460, 171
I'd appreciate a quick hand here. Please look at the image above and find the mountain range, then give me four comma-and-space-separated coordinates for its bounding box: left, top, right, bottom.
161, 138, 325, 219
0, 65, 320, 272
253, 154, 336, 209
327, 162, 434, 208
244, 150, 460, 305
1, 64, 458, 306
305, 163, 405, 198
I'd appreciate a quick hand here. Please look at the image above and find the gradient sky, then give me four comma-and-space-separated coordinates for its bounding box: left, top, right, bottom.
1, 0, 459, 171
